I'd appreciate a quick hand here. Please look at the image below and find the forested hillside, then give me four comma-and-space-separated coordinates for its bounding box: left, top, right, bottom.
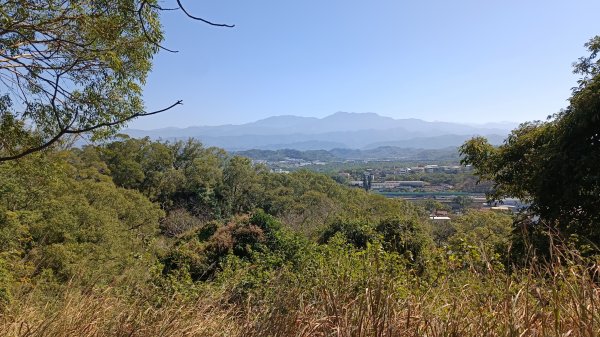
1, 133, 599, 336
0, 136, 429, 294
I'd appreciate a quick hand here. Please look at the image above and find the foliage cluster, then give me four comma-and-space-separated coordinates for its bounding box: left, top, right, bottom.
0, 137, 429, 302
0, 0, 167, 160
460, 36, 600, 250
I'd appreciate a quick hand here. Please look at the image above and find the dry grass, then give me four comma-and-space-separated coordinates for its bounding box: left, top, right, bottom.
0, 290, 240, 337
235, 266, 600, 337
1, 246, 599, 337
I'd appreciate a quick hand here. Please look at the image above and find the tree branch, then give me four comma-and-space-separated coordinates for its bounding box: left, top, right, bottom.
0, 100, 183, 162
138, 1, 179, 53
66, 100, 183, 133
0, 0, 234, 162
175, 0, 235, 28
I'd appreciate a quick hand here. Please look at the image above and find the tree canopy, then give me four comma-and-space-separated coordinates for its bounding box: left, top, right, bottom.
0, 0, 232, 161
460, 36, 600, 245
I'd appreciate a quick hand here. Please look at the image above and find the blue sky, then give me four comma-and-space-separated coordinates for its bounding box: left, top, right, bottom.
130, 0, 600, 129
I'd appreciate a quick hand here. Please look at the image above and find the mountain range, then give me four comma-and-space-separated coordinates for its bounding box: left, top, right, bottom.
125, 112, 516, 150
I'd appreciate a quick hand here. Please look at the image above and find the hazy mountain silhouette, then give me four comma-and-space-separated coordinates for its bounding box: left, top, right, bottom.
125, 112, 514, 150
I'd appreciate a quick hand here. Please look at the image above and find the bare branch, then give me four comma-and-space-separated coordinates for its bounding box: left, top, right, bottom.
0, 101, 182, 162
146, 3, 179, 11
175, 0, 235, 28
66, 100, 183, 133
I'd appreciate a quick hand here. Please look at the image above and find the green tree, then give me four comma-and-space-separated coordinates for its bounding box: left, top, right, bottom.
100, 138, 230, 219
453, 195, 474, 212
320, 216, 431, 264
0, 1, 233, 161
460, 36, 600, 247
0, 150, 164, 292
376, 217, 431, 264
420, 199, 451, 214
221, 156, 264, 216
176, 144, 226, 217
100, 137, 173, 195
449, 211, 513, 256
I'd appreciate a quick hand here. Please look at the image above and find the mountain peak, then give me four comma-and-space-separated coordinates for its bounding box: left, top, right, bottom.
124, 112, 514, 151
325, 111, 382, 118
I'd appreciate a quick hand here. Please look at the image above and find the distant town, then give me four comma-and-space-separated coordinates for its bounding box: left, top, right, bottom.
245, 154, 527, 218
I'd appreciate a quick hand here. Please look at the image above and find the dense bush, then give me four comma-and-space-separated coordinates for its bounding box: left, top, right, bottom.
0, 151, 164, 298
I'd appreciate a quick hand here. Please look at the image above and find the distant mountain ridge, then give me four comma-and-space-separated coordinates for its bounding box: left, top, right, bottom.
125, 112, 514, 150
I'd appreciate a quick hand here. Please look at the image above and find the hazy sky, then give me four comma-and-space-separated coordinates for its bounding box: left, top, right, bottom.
130, 0, 600, 129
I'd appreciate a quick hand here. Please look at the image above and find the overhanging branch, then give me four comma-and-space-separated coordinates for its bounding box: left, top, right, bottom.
176, 0, 235, 28
0, 100, 183, 162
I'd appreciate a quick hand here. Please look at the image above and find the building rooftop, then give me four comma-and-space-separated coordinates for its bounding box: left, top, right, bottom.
429, 216, 451, 220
